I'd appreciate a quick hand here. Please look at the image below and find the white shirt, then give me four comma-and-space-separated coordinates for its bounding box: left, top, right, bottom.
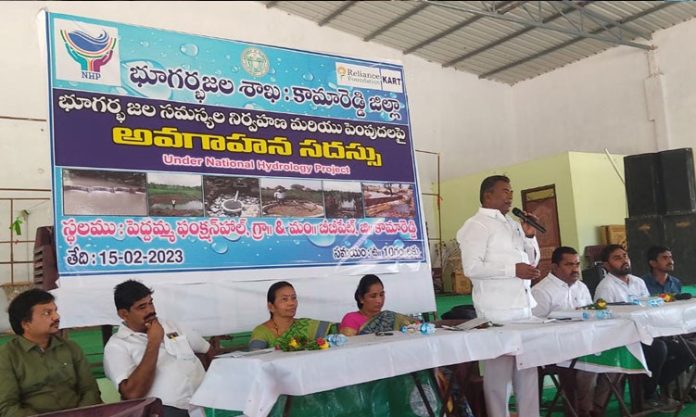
457, 207, 540, 321
104, 320, 210, 416
594, 272, 650, 303
531, 273, 593, 318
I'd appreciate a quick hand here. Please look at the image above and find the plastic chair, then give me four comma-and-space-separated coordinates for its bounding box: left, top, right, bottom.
33, 397, 163, 417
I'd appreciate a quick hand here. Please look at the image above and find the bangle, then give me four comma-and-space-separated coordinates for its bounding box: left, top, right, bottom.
525, 234, 535, 238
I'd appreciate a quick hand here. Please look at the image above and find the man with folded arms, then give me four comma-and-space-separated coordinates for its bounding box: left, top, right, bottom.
0, 289, 101, 416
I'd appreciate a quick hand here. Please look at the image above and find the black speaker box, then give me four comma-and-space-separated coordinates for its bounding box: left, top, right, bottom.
659, 148, 696, 215
625, 216, 664, 278
624, 153, 663, 217
663, 213, 696, 284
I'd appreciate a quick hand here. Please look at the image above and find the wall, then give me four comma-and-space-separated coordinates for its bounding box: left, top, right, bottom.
654, 14, 696, 152
568, 152, 627, 258
511, 17, 696, 170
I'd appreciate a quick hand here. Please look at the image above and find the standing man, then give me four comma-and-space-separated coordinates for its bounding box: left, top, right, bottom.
0, 289, 101, 416
641, 246, 682, 295
532, 246, 595, 417
104, 280, 215, 417
457, 175, 541, 417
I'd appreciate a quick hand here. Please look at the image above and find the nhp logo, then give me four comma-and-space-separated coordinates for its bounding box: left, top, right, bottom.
54, 19, 121, 86
60, 29, 116, 80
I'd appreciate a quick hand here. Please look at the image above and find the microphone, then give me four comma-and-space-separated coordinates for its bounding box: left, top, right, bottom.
512, 207, 547, 234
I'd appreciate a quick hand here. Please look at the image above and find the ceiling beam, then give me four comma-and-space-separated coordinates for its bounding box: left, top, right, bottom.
404, 1, 524, 55
318, 1, 357, 27
364, 3, 429, 42
265, 1, 278, 9
560, 0, 652, 41
443, 1, 587, 67
479, 1, 673, 80
425, 1, 653, 51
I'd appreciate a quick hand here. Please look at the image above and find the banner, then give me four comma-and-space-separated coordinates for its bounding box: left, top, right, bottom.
46, 13, 427, 277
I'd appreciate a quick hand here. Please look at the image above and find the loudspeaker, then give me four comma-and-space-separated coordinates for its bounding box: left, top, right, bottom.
625, 216, 664, 278
659, 148, 696, 215
663, 213, 696, 284
624, 153, 663, 217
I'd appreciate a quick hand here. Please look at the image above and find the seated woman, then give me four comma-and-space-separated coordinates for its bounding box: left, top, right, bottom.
340, 274, 413, 336
249, 281, 333, 350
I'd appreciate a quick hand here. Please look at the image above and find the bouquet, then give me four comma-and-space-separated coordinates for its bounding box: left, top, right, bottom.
276, 335, 329, 352
581, 298, 607, 310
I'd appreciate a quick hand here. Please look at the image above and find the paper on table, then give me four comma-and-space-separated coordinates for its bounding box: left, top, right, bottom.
216, 348, 275, 358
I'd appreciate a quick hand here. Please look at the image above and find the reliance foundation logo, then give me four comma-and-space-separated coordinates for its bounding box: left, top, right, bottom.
54, 19, 121, 85
335, 62, 403, 93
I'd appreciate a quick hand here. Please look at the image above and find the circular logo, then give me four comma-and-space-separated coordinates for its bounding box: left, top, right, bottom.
241, 47, 269, 77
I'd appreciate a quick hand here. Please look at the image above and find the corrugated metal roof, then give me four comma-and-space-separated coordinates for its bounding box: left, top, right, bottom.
262, 0, 696, 84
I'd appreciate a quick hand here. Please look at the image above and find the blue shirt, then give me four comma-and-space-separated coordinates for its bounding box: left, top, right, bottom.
640, 273, 682, 295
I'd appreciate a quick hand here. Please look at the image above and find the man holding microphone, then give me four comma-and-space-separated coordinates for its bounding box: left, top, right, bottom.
457, 175, 541, 417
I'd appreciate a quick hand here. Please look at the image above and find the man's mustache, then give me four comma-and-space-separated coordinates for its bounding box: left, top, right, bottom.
145, 313, 157, 322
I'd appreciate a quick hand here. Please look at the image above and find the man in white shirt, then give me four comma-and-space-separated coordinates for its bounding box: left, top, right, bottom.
532, 246, 595, 417
594, 244, 649, 304
104, 280, 215, 417
457, 175, 541, 417
594, 245, 678, 409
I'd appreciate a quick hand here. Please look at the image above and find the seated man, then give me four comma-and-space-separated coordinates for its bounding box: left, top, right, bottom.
641, 245, 682, 295
532, 246, 595, 417
641, 245, 695, 399
594, 244, 683, 409
104, 280, 215, 417
0, 289, 101, 416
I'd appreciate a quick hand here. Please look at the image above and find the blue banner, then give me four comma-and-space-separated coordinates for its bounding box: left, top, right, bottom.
47, 13, 425, 275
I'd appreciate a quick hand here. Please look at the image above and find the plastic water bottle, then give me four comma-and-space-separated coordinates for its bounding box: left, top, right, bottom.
419, 322, 436, 335
582, 310, 613, 320
326, 334, 348, 347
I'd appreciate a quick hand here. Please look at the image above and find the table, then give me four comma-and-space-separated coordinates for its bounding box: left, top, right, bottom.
191, 328, 522, 417
609, 299, 696, 342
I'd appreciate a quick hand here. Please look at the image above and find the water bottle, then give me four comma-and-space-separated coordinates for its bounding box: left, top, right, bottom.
326, 334, 348, 347
419, 322, 436, 335
582, 310, 613, 320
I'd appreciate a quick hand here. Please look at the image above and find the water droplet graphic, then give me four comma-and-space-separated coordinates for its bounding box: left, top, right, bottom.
392, 239, 405, 248
276, 57, 282, 63
269, 68, 276, 75
211, 241, 228, 254
230, 66, 240, 73
180, 43, 199, 57
362, 239, 376, 249
328, 82, 338, 89
225, 55, 232, 60
214, 70, 222, 75
223, 233, 242, 242
269, 77, 277, 83
302, 72, 314, 81
307, 234, 336, 248
139, 41, 149, 47
181, 64, 191, 70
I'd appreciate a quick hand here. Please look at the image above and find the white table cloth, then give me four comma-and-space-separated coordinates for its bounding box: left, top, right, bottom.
608, 299, 696, 343
506, 318, 645, 369
191, 328, 521, 417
